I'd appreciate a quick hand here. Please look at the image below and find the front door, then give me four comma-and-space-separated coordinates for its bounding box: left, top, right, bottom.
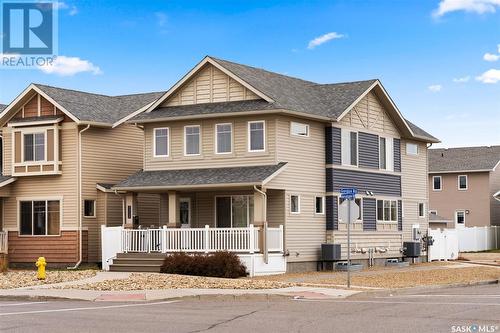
179, 198, 191, 228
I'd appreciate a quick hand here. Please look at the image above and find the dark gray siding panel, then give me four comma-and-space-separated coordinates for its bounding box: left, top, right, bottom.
394, 139, 401, 172
363, 198, 377, 231
327, 168, 401, 197
358, 132, 379, 169
326, 127, 341, 165
326, 195, 338, 230
398, 200, 402, 231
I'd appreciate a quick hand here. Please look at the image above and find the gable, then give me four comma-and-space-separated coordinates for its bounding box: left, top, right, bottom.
12, 93, 67, 121
163, 64, 261, 107
339, 91, 399, 136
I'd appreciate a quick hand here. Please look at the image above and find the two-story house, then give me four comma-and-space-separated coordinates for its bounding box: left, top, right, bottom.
109, 56, 439, 272
0, 84, 162, 266
429, 146, 500, 228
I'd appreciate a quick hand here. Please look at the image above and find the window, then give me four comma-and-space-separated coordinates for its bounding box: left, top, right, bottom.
184, 125, 200, 156
83, 200, 96, 218
290, 195, 300, 214
379, 137, 394, 171
19, 200, 60, 235
154, 128, 169, 157
433, 176, 442, 191
341, 129, 358, 166
23, 132, 45, 162
290, 122, 309, 137
377, 199, 398, 222
418, 203, 425, 218
216, 123, 232, 154
406, 143, 419, 155
339, 197, 362, 221
248, 121, 265, 152
458, 175, 468, 190
315, 196, 325, 214
379, 137, 386, 169
215, 195, 254, 227
455, 210, 465, 225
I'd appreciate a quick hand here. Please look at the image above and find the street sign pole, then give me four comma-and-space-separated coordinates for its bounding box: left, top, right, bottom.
340, 188, 357, 289
347, 199, 351, 288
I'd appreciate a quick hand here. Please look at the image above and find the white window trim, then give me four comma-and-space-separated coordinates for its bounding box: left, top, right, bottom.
83, 199, 96, 218
455, 210, 466, 225
458, 175, 468, 190
432, 176, 442, 191
153, 127, 169, 158
17, 197, 63, 237
338, 197, 363, 222
418, 202, 425, 218
215, 123, 233, 155
290, 122, 309, 137
379, 136, 394, 171
21, 130, 47, 163
290, 195, 301, 214
341, 129, 359, 167
376, 199, 398, 223
406, 142, 419, 156
314, 196, 325, 215
248, 120, 266, 152
183, 125, 201, 156
214, 195, 253, 227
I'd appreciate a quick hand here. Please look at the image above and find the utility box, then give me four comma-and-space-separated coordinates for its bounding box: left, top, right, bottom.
321, 243, 341, 261
403, 242, 421, 257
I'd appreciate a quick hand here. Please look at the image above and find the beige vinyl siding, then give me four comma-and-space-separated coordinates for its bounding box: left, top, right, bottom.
266, 116, 326, 263
144, 115, 277, 171
2, 123, 79, 230
266, 189, 285, 228
490, 168, 500, 226
329, 232, 403, 260
339, 92, 399, 136
401, 140, 429, 242
137, 193, 161, 227
164, 64, 259, 106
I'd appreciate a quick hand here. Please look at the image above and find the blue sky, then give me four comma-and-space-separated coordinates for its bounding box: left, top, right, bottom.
1, 0, 499, 147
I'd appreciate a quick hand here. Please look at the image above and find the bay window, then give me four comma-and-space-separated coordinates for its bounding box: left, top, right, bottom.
24, 132, 45, 162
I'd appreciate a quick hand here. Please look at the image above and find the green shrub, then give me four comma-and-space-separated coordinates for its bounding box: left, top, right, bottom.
160, 251, 247, 278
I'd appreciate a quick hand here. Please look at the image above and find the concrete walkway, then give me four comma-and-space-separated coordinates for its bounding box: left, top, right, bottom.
0, 271, 360, 302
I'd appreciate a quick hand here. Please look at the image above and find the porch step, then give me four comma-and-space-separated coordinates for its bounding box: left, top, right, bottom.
112, 258, 166, 265
109, 264, 162, 273
116, 252, 167, 259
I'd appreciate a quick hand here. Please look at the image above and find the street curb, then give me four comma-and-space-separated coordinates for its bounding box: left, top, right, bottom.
456, 260, 500, 268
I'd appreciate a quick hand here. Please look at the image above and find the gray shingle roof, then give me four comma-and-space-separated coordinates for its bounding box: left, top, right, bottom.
114, 162, 287, 189
9, 115, 62, 124
428, 213, 451, 222
405, 119, 439, 142
34, 84, 164, 124
429, 146, 500, 173
0, 175, 15, 187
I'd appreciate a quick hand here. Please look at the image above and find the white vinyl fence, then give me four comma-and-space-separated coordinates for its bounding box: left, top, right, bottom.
428, 228, 459, 261
458, 226, 500, 252
0, 231, 7, 254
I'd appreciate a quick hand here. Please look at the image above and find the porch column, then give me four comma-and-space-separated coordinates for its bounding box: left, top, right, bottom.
167, 191, 180, 227
124, 192, 138, 228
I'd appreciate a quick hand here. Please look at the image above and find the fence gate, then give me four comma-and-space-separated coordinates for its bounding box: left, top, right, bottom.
428, 228, 459, 261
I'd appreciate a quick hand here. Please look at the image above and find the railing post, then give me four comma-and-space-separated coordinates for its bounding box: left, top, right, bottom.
249, 224, 255, 254
162, 225, 167, 253
204, 225, 210, 254
279, 224, 284, 253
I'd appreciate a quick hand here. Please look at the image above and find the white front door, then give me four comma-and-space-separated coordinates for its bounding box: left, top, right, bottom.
179, 198, 191, 228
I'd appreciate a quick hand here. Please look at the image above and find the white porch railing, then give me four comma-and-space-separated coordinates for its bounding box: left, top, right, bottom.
0, 231, 7, 254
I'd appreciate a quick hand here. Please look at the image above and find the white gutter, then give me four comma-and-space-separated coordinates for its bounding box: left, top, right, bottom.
68, 124, 91, 269
254, 185, 268, 264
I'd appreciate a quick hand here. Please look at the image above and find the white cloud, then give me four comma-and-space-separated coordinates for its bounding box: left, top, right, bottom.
453, 76, 471, 83
475, 68, 500, 83
428, 84, 443, 92
307, 32, 345, 49
69, 6, 78, 16
155, 12, 167, 27
484, 52, 500, 61
38, 56, 102, 76
51, 1, 68, 10
433, 0, 500, 17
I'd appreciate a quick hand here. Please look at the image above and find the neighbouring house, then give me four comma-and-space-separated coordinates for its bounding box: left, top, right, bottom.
0, 84, 162, 265
105, 56, 439, 273
429, 146, 500, 228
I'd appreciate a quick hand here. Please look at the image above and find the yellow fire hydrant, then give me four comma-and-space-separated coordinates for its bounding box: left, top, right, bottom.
35, 257, 46, 280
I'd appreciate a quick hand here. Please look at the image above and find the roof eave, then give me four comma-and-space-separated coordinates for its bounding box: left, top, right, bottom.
428, 169, 492, 174
113, 182, 263, 192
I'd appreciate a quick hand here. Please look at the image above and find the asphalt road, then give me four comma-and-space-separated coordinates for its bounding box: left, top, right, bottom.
1, 284, 499, 333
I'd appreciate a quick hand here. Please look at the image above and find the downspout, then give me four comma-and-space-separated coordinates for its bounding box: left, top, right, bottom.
254, 185, 268, 264
68, 124, 90, 269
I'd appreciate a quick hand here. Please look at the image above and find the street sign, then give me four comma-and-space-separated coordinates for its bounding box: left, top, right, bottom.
338, 200, 359, 224
340, 188, 358, 200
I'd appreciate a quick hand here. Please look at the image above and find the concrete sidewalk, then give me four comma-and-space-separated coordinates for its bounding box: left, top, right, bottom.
0, 271, 360, 302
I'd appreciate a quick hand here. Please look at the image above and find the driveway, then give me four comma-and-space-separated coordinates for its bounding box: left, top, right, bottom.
1, 284, 499, 332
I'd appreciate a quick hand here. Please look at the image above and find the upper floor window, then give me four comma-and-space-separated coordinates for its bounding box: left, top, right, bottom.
290, 195, 300, 214
315, 196, 325, 215
379, 137, 394, 171
184, 125, 200, 156
377, 199, 397, 222
248, 121, 265, 152
83, 200, 96, 218
20, 200, 60, 236
24, 132, 45, 162
290, 122, 309, 137
406, 143, 419, 155
154, 128, 169, 157
341, 129, 358, 166
458, 175, 468, 190
433, 176, 442, 191
418, 203, 425, 218
216, 123, 232, 154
